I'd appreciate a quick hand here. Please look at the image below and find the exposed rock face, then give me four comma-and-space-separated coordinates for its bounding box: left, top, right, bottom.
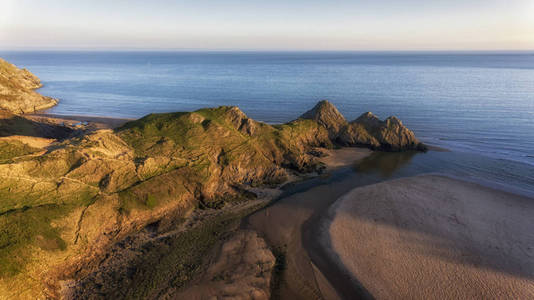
0, 58, 58, 113
300, 100, 348, 138
337, 122, 379, 148
172, 230, 275, 300
0, 100, 425, 298
301, 100, 426, 151
356, 111, 382, 127
339, 112, 427, 151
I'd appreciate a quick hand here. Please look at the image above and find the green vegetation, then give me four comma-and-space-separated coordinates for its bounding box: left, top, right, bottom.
0, 104, 323, 293
0, 140, 40, 163
0, 138, 97, 279
0, 57, 425, 297
0, 205, 67, 276
117, 106, 330, 179
0, 97, 424, 297
0, 184, 96, 277
116, 107, 265, 160
145, 194, 157, 209
118, 203, 265, 299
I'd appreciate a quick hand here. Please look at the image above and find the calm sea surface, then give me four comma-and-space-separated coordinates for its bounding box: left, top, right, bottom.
1, 51, 533, 195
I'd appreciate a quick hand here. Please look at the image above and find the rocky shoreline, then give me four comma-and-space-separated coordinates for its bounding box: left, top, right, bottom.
0, 58, 58, 114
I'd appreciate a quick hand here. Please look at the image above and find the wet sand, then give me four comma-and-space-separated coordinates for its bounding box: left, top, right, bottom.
318, 148, 372, 171
245, 147, 373, 300
324, 175, 534, 299
247, 148, 534, 300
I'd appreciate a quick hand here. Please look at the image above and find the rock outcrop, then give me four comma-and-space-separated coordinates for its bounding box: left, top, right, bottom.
172, 230, 275, 300
300, 100, 348, 138
301, 100, 426, 151
339, 112, 427, 151
0, 58, 58, 113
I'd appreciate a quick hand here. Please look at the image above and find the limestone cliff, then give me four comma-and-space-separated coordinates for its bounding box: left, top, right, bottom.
301, 100, 427, 151
0, 58, 58, 113
300, 100, 348, 138
339, 112, 427, 151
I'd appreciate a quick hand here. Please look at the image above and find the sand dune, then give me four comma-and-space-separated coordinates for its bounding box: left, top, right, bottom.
324, 175, 534, 299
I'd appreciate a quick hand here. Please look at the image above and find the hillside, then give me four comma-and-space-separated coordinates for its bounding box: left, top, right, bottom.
0, 58, 58, 113
0, 99, 424, 298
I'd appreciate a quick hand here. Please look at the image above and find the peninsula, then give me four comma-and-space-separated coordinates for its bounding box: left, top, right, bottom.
0, 58, 424, 299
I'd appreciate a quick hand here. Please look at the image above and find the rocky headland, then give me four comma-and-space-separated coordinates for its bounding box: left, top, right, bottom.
301, 100, 427, 151
0, 59, 425, 299
0, 58, 58, 114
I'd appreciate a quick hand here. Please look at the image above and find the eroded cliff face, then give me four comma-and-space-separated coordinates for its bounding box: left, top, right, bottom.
300, 99, 348, 139
0, 58, 58, 113
301, 100, 427, 151
0, 100, 425, 298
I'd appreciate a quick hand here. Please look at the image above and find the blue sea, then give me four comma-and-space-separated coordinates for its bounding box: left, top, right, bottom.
1, 51, 533, 195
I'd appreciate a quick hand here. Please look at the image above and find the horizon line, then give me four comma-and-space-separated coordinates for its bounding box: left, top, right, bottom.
1, 48, 534, 53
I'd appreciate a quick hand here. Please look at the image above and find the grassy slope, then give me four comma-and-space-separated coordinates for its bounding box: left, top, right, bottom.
0, 106, 331, 298
0, 139, 40, 163
116, 107, 330, 208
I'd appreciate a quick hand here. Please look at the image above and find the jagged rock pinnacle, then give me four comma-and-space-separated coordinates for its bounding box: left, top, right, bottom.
300, 100, 348, 138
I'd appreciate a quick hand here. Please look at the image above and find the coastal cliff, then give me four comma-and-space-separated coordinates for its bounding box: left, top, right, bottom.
0, 68, 426, 298
301, 100, 427, 151
0, 58, 58, 113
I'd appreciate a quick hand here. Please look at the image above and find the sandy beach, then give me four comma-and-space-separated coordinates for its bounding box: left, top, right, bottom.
324, 175, 534, 299
318, 147, 372, 170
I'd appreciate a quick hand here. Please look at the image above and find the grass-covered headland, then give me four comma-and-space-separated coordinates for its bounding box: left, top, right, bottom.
0, 98, 424, 298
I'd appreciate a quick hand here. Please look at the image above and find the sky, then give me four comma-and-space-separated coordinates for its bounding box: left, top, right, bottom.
1, 0, 533, 51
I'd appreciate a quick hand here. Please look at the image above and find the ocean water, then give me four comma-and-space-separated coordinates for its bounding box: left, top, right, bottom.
1, 51, 533, 195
